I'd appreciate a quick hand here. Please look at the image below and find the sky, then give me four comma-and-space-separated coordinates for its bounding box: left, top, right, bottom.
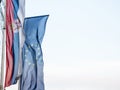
6, 0, 120, 90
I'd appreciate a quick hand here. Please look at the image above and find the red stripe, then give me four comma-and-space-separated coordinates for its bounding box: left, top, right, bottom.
5, 0, 14, 87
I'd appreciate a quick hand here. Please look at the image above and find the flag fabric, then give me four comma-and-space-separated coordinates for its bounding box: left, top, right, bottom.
5, 0, 14, 87
10, 0, 25, 85
16, 0, 25, 81
4, 0, 49, 89
20, 15, 49, 90
5, 0, 25, 87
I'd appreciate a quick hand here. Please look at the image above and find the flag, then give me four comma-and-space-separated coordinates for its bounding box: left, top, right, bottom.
11, 0, 25, 85
5, 0, 25, 87
20, 15, 49, 90
5, 0, 14, 87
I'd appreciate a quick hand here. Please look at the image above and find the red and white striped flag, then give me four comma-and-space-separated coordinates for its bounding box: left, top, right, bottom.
5, 0, 25, 87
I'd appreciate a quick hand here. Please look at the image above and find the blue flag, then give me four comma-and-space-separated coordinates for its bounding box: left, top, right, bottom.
20, 15, 49, 90
11, 0, 25, 85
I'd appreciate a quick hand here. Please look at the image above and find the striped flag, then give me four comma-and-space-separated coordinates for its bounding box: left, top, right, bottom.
5, 0, 49, 89
20, 15, 49, 90
5, 0, 14, 87
11, 0, 25, 85
5, 0, 25, 87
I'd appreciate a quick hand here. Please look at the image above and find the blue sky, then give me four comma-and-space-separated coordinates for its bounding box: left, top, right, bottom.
7, 0, 120, 90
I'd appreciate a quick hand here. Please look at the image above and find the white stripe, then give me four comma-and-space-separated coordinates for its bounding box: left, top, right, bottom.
17, 1, 25, 90
16, 0, 25, 77
17, 0, 25, 26
18, 28, 25, 76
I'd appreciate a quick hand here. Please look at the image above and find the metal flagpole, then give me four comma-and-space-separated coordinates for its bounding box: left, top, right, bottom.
0, 0, 5, 89
0, 28, 5, 90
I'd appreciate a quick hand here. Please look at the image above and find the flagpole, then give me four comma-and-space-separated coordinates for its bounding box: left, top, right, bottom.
0, 0, 5, 89
0, 30, 5, 90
